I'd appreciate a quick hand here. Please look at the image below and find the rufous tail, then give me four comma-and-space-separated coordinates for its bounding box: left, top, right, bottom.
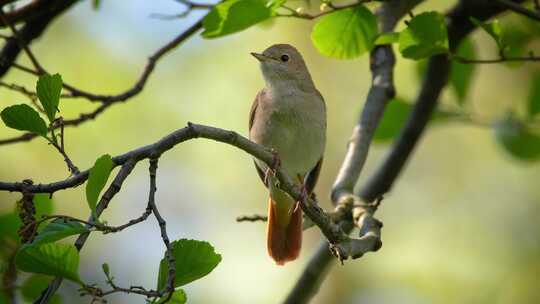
266, 197, 302, 265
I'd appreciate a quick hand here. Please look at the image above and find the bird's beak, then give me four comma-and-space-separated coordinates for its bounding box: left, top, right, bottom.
251, 52, 271, 62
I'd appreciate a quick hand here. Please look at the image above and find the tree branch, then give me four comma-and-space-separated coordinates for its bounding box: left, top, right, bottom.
60, 17, 204, 103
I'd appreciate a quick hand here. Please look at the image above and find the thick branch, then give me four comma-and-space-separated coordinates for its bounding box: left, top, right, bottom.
330, 45, 395, 203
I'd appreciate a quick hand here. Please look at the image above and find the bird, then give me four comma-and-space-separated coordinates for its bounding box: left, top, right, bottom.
249, 44, 326, 265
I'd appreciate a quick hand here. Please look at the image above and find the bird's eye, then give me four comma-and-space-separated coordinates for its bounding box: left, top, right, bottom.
280, 54, 289, 62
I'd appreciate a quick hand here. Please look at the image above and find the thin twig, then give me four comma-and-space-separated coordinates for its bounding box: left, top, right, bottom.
0, 0, 75, 78
236, 214, 267, 222
277, 2, 370, 20
494, 0, 540, 21
147, 158, 176, 302
0, 17, 205, 147
151, 0, 213, 19
451, 53, 540, 64
47, 122, 80, 175
0, 8, 45, 73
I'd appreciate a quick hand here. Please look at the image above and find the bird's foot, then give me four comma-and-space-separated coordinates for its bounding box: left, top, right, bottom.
270, 149, 281, 172
264, 149, 281, 186
297, 177, 309, 204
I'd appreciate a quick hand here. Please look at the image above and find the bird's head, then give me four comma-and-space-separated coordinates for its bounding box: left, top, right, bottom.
251, 44, 314, 91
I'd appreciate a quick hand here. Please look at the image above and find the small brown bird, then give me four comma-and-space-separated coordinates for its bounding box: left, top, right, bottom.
249, 44, 326, 265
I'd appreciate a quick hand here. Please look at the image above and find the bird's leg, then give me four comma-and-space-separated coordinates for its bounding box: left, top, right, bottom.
264, 149, 281, 186
296, 174, 309, 206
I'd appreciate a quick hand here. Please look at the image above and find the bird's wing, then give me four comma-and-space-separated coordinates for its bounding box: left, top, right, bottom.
249, 90, 268, 183
249, 89, 263, 131
304, 157, 323, 194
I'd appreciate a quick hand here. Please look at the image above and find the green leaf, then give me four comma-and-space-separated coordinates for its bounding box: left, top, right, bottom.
311, 6, 377, 59
92, 0, 101, 10
21, 275, 62, 304
374, 98, 450, 142
36, 74, 62, 122
374, 32, 399, 45
202, 0, 272, 38
86, 154, 114, 217
157, 239, 222, 290
1, 104, 48, 137
450, 39, 476, 105
495, 115, 540, 161
155, 289, 187, 304
528, 72, 540, 118
470, 17, 504, 51
31, 220, 89, 246
15, 243, 81, 283
399, 11, 449, 60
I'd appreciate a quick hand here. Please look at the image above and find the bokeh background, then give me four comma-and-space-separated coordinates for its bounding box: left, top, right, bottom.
1, 1, 539, 303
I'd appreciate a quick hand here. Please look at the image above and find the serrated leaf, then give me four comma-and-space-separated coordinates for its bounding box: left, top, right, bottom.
36, 74, 62, 122
21, 275, 62, 304
399, 11, 449, 60
495, 116, 540, 161
157, 239, 221, 290
375, 32, 399, 45
202, 0, 272, 38
528, 72, 540, 118
311, 6, 377, 59
86, 154, 114, 217
1, 104, 48, 137
15, 243, 81, 283
31, 220, 89, 246
450, 39, 476, 105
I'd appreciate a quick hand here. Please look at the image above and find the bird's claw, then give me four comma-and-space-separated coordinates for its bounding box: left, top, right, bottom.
270, 149, 281, 171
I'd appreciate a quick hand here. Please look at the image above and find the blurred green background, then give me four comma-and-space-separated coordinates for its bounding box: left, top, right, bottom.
1, 0, 539, 303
